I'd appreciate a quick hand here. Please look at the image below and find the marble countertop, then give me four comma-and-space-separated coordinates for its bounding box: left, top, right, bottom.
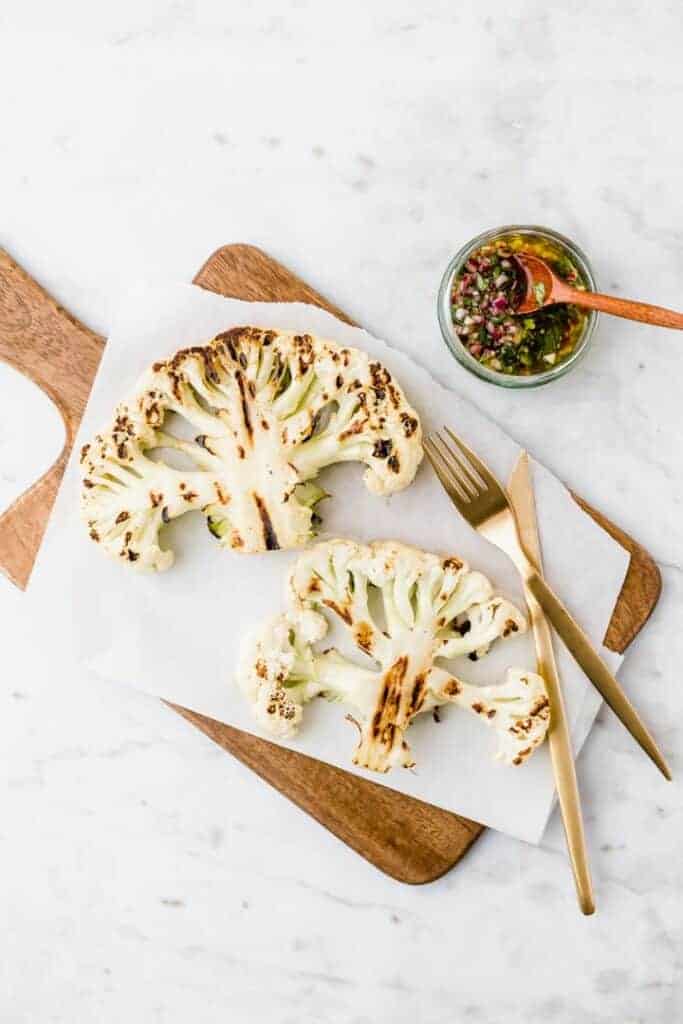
0, 2, 681, 1021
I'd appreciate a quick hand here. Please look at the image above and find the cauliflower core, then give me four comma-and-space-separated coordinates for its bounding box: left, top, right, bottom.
80, 328, 422, 569
238, 539, 550, 771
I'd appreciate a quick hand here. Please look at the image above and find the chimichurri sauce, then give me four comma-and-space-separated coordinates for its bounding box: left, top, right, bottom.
450, 234, 589, 376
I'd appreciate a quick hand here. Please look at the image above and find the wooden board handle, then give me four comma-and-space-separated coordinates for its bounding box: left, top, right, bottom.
0, 250, 104, 587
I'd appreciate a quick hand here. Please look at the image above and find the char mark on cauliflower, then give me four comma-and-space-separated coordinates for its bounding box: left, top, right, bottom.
238, 539, 549, 771
253, 492, 280, 551
80, 327, 423, 569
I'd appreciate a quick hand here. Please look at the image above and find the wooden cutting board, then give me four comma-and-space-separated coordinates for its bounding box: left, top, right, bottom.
0, 244, 661, 882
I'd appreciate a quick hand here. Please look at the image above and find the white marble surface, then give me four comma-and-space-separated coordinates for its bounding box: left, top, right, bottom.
0, 2, 681, 1021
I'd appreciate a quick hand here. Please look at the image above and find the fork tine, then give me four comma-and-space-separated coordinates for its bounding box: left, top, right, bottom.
423, 438, 469, 503
423, 438, 471, 505
434, 431, 481, 498
432, 434, 479, 498
443, 426, 502, 494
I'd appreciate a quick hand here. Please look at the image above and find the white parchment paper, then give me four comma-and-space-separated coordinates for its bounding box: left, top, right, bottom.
30, 284, 629, 843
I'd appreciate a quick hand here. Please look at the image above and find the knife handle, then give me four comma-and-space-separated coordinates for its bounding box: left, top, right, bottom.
525, 590, 594, 914
526, 572, 671, 780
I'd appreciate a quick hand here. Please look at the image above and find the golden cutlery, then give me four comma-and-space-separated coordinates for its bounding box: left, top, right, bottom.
424, 427, 671, 781
508, 451, 594, 915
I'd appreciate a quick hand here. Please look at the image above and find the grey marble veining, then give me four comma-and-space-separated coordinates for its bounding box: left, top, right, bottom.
0, 2, 681, 1021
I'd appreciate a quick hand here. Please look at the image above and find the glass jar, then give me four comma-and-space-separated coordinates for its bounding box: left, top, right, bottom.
437, 224, 598, 388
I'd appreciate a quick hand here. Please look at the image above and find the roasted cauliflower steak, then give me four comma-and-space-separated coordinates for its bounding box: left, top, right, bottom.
238, 539, 550, 771
80, 328, 422, 569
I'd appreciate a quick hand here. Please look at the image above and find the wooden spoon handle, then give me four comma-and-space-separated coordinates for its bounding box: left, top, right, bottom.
560, 285, 683, 330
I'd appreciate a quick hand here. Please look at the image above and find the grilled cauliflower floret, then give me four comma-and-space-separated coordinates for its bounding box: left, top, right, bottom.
237, 539, 548, 771
238, 609, 328, 738
80, 328, 422, 569
427, 666, 550, 766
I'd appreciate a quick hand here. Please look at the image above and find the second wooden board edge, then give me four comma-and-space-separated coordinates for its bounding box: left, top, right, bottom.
572, 494, 662, 653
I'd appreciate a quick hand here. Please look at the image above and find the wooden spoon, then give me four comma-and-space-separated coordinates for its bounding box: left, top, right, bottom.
515, 252, 683, 329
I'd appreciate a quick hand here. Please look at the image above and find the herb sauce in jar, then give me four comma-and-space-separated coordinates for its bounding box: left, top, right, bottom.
450, 233, 589, 376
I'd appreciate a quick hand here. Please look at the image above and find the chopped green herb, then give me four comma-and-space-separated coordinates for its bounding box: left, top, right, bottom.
533, 282, 546, 306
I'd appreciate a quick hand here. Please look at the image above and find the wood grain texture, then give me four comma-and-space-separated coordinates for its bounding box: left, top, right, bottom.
0, 243, 661, 882
194, 245, 354, 327
169, 703, 482, 882
573, 494, 662, 653
0, 250, 104, 587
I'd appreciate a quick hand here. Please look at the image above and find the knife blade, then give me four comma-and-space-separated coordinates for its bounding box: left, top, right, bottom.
508, 451, 595, 915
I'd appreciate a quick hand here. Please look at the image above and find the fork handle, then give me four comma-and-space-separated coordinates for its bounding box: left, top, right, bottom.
526, 572, 671, 780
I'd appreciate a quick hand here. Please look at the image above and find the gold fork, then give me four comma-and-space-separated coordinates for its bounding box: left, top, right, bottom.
424, 427, 671, 782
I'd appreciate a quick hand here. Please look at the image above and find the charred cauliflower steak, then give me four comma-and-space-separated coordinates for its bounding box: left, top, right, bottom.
238, 539, 550, 771
80, 328, 422, 569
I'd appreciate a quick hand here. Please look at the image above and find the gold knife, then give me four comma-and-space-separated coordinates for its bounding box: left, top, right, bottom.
508, 451, 595, 915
